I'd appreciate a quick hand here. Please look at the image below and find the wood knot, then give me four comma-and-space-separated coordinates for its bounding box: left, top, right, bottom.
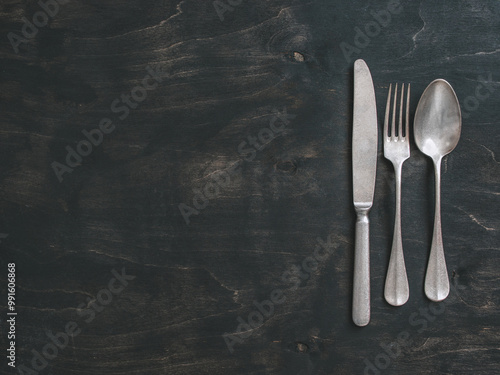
296, 342, 308, 353
293, 51, 305, 62
275, 160, 297, 174
284, 51, 306, 62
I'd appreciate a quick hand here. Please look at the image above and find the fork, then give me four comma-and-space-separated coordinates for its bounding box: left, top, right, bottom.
383, 83, 410, 306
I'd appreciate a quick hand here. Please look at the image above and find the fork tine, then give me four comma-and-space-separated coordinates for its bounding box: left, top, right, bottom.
391, 83, 397, 138
399, 84, 404, 140
405, 83, 410, 138
384, 84, 392, 138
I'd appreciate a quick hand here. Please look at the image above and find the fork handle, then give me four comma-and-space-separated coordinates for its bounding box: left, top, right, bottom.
353, 208, 370, 326
425, 157, 450, 302
384, 162, 409, 306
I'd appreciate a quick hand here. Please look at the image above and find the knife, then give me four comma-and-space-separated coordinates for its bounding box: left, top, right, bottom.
352, 59, 378, 327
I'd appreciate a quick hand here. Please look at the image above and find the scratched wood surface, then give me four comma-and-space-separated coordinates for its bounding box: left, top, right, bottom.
0, 0, 499, 374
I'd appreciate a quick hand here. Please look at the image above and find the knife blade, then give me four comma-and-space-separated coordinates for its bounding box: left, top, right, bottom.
352, 59, 378, 327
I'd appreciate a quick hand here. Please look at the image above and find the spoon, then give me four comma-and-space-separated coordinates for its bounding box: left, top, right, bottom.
413, 79, 462, 302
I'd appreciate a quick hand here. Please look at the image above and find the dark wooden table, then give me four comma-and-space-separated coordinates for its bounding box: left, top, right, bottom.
1, 0, 499, 374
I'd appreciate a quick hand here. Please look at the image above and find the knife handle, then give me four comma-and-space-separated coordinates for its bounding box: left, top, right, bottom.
353, 208, 370, 326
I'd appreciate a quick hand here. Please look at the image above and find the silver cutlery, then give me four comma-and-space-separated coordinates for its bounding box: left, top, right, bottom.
352, 59, 378, 326
383, 83, 411, 306
414, 79, 462, 302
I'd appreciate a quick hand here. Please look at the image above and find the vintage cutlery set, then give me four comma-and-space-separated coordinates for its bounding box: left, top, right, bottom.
352, 59, 462, 326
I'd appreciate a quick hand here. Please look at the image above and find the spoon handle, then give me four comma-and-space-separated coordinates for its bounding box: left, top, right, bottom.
425, 157, 450, 302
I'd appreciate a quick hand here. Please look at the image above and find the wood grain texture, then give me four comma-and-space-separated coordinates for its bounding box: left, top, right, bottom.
0, 0, 499, 374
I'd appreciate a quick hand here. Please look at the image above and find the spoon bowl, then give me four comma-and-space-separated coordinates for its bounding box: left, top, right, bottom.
414, 79, 461, 302
414, 79, 462, 160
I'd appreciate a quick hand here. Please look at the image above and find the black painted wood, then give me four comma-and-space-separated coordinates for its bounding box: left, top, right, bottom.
0, 0, 499, 374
